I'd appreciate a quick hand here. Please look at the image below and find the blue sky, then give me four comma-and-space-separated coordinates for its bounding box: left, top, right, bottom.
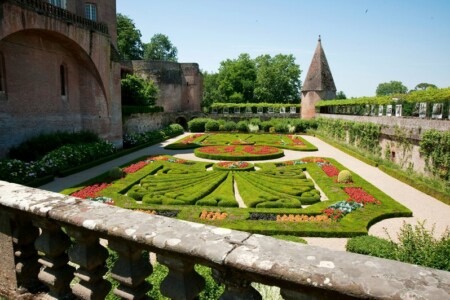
117, 0, 450, 97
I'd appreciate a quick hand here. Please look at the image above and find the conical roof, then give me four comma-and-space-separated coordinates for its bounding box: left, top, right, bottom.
302, 36, 336, 92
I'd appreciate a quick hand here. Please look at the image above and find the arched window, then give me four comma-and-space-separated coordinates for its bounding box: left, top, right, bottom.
85, 3, 97, 21
60, 64, 67, 97
48, 0, 66, 9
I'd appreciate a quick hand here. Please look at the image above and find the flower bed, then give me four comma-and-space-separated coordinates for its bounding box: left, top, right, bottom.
321, 164, 340, 177
166, 133, 317, 151
194, 145, 284, 161
71, 183, 111, 199
199, 210, 228, 220
213, 161, 254, 171
344, 187, 381, 205
123, 161, 148, 174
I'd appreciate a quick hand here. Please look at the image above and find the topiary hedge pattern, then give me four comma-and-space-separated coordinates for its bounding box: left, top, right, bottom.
62, 154, 412, 238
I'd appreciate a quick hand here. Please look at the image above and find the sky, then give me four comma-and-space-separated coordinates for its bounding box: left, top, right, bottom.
116, 0, 450, 98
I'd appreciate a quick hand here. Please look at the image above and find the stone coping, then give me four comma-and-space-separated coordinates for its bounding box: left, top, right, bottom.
1, 180, 449, 298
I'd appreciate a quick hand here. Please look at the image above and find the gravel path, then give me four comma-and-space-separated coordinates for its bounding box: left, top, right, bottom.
41, 133, 450, 252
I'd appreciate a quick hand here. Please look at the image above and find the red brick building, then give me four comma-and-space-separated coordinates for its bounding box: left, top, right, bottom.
0, 0, 122, 157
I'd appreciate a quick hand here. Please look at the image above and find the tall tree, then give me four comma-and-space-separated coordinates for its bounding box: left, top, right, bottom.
336, 91, 347, 99
375, 81, 408, 96
202, 71, 223, 108
116, 14, 143, 60
143, 34, 178, 61
254, 54, 301, 103
217, 53, 256, 103
414, 83, 437, 90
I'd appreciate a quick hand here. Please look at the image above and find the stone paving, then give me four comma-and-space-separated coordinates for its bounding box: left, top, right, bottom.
40, 133, 450, 252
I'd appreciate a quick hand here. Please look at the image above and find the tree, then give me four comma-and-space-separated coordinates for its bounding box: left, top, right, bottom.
121, 74, 159, 106
143, 34, 178, 61
414, 83, 437, 90
254, 54, 301, 103
336, 91, 347, 99
217, 53, 256, 103
117, 14, 144, 60
202, 71, 223, 108
375, 81, 408, 96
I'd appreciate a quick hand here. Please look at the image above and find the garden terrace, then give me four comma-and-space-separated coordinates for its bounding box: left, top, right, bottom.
61, 155, 412, 237
1, 181, 449, 299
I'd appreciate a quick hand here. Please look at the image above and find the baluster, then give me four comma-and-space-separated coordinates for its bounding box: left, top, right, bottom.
212, 268, 261, 300
34, 219, 74, 299
108, 240, 152, 299
10, 213, 42, 293
157, 254, 205, 300
66, 226, 111, 300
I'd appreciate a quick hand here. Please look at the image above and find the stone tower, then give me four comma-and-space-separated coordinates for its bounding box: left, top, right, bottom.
301, 36, 336, 119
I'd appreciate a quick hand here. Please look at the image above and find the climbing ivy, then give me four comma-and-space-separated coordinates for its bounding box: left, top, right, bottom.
420, 130, 450, 181
316, 118, 381, 156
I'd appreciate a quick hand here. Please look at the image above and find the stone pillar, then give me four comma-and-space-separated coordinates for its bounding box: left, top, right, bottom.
11, 213, 42, 293
157, 253, 205, 300
0, 210, 18, 293
212, 268, 262, 300
108, 240, 152, 300
34, 219, 74, 299
66, 226, 111, 300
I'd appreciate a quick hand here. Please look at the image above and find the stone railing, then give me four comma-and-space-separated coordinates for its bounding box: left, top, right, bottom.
0, 180, 449, 299
7, 0, 109, 34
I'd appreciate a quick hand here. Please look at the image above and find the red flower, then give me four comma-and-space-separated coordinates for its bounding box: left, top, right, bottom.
72, 183, 111, 199
344, 187, 381, 205
321, 164, 339, 177
123, 161, 148, 174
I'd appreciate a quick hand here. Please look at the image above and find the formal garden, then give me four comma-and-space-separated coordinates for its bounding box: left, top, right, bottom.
61, 149, 412, 237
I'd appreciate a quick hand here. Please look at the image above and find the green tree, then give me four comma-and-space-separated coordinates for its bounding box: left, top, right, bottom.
217, 53, 256, 102
414, 83, 437, 90
254, 54, 301, 103
336, 91, 347, 99
143, 33, 178, 61
121, 74, 159, 106
202, 71, 223, 108
376, 81, 408, 96
116, 14, 143, 60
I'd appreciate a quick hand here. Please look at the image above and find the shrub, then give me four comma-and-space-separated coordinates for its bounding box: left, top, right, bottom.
338, 170, 353, 183
223, 121, 237, 132
8, 130, 100, 161
188, 118, 211, 132
40, 141, 116, 174
205, 120, 220, 132
346, 236, 397, 259
121, 74, 159, 106
347, 221, 450, 271
236, 121, 248, 132
261, 121, 273, 132
108, 167, 124, 180
168, 123, 184, 135
274, 123, 288, 133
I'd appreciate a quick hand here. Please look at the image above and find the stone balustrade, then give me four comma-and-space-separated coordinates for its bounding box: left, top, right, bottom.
0, 180, 449, 299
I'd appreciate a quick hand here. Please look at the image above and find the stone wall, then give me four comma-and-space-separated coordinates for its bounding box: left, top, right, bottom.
123, 112, 205, 134
128, 61, 202, 113
317, 114, 450, 174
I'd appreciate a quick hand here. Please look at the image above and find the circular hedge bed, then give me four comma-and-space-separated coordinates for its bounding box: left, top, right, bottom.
194, 145, 284, 161
213, 161, 255, 171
